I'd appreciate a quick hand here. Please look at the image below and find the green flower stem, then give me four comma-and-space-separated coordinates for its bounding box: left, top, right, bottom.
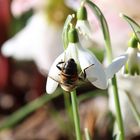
85, 1, 125, 139
121, 14, 140, 43
86, 0, 112, 61
111, 76, 125, 140
84, 128, 91, 140
63, 92, 74, 127
71, 90, 82, 140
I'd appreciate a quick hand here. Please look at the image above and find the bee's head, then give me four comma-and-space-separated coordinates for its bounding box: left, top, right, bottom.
63, 58, 77, 74
66, 58, 77, 67
68, 58, 75, 63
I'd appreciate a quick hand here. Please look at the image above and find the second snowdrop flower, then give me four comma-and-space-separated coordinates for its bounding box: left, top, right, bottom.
123, 34, 140, 75
76, 4, 92, 38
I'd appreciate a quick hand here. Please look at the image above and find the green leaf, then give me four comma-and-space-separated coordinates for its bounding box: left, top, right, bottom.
121, 14, 140, 43
84, 128, 91, 140
0, 89, 62, 131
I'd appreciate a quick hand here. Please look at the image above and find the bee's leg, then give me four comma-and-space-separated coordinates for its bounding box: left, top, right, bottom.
48, 75, 63, 84
48, 75, 59, 82
56, 61, 64, 70
79, 64, 94, 80
78, 72, 85, 81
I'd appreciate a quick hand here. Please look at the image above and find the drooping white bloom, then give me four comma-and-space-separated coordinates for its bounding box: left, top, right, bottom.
46, 41, 128, 94
1, 12, 63, 74
122, 35, 140, 75
123, 47, 140, 75
11, 0, 46, 17
76, 20, 92, 37
76, 6, 92, 38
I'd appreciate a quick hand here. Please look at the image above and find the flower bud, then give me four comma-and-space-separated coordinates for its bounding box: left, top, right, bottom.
68, 27, 79, 43
77, 6, 87, 20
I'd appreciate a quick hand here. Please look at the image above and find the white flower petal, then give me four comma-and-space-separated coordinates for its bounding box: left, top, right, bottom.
1, 13, 63, 73
46, 52, 65, 94
46, 77, 59, 94
77, 44, 107, 89
2, 13, 44, 60
76, 20, 92, 37
65, 43, 78, 63
105, 54, 128, 79
137, 53, 140, 69
137, 52, 140, 60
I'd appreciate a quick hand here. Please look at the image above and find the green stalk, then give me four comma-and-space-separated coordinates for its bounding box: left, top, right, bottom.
111, 76, 125, 140
121, 14, 140, 43
64, 92, 73, 122
70, 90, 82, 140
86, 1, 125, 140
84, 128, 91, 140
62, 14, 74, 49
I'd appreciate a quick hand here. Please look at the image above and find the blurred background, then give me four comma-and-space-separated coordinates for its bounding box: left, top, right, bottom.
0, 0, 140, 140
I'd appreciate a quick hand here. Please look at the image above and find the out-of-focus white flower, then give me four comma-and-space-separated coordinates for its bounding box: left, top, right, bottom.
123, 35, 140, 75
124, 47, 140, 75
108, 75, 140, 136
65, 0, 80, 10
46, 27, 127, 94
1, 12, 63, 74
11, 0, 46, 17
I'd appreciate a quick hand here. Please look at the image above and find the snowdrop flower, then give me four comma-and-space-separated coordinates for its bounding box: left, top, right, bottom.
1, 12, 63, 74
75, 4, 97, 49
11, 0, 46, 17
46, 27, 127, 94
1, 0, 74, 74
76, 5, 92, 38
123, 34, 140, 75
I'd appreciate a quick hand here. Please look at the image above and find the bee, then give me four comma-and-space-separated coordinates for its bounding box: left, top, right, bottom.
53, 58, 94, 92
56, 58, 78, 92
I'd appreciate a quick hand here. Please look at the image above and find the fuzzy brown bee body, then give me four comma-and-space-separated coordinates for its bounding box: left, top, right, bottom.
52, 58, 95, 92
57, 58, 79, 92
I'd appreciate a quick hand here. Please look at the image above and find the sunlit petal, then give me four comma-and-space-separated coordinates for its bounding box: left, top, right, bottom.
1, 13, 63, 73
137, 52, 140, 60
46, 77, 59, 94
137, 52, 140, 69
65, 43, 78, 63
76, 20, 92, 37
46, 53, 65, 94
1, 13, 46, 60
77, 44, 107, 89
105, 54, 128, 79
